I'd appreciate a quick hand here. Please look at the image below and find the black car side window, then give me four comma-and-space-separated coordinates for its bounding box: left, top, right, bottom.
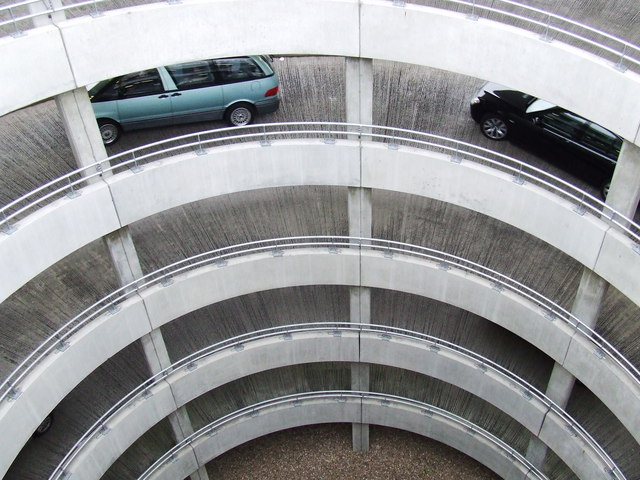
166, 61, 217, 90
539, 111, 586, 139
582, 123, 622, 160
117, 69, 164, 99
212, 57, 266, 84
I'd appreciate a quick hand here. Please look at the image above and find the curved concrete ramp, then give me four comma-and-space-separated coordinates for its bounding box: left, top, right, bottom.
2, 141, 637, 305
2, 249, 638, 478
57, 333, 605, 480
3, 0, 640, 144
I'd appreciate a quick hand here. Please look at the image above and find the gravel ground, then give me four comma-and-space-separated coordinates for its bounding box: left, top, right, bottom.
206, 424, 499, 480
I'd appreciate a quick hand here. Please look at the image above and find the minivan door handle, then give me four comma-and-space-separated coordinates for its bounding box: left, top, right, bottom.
158, 94, 169, 99
171, 92, 182, 97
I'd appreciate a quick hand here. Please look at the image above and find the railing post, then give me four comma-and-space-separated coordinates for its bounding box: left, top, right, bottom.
260, 125, 271, 147
1, 210, 16, 235
9, 7, 25, 37
195, 134, 206, 155
130, 151, 142, 173
540, 13, 553, 42
467, 0, 479, 21
66, 177, 80, 199
90, 0, 103, 17
615, 44, 629, 72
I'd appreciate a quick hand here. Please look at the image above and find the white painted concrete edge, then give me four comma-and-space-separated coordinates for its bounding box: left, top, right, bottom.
3, 141, 636, 306
2, 0, 640, 144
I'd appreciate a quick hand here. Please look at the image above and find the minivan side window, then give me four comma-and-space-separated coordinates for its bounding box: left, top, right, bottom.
212, 57, 266, 83
166, 61, 217, 90
118, 69, 164, 99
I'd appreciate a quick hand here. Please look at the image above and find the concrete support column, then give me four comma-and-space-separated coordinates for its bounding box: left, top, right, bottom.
103, 232, 209, 480
348, 186, 372, 451
55, 88, 110, 180
346, 56, 374, 452
345, 57, 373, 127
607, 140, 640, 220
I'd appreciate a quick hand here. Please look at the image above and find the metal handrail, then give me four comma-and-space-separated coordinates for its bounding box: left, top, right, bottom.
46, 325, 621, 480
134, 392, 550, 480
2, 237, 639, 427
1, 0, 638, 70
1, 123, 638, 245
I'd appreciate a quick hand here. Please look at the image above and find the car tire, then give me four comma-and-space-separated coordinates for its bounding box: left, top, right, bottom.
480, 113, 509, 141
33, 414, 53, 437
98, 119, 121, 145
225, 103, 254, 127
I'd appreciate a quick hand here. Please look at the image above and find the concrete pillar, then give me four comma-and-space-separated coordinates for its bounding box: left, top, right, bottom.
526, 143, 639, 467
55, 68, 208, 479
345, 57, 373, 127
55, 88, 110, 179
346, 56, 374, 452
348, 186, 372, 451
606, 140, 640, 220
102, 228, 209, 479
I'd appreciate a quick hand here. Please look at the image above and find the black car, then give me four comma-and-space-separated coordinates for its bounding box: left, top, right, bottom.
470, 82, 621, 197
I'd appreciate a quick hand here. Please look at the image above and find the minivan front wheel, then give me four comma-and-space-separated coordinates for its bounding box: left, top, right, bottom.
480, 114, 509, 140
225, 103, 254, 127
98, 119, 121, 145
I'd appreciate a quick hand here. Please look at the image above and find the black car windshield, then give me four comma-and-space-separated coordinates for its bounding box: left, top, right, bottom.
493, 89, 536, 111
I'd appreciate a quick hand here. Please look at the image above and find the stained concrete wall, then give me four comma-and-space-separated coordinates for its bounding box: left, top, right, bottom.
2, 0, 640, 144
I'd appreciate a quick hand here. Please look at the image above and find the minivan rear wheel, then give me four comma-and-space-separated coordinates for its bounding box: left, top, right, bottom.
480, 113, 509, 140
225, 103, 254, 127
98, 119, 121, 145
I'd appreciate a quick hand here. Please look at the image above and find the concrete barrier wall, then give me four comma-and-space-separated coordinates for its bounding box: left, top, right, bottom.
106, 141, 361, 226
2, 250, 638, 477
148, 398, 533, 480
0, 182, 120, 303
55, 333, 554, 480
57, 333, 362, 479
0, 297, 150, 476
2, 0, 640, 144
3, 142, 637, 306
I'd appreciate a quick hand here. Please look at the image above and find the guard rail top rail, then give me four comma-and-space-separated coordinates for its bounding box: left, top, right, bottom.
2, 237, 639, 423
138, 392, 550, 480
2, 123, 639, 250
137, 391, 551, 480
0, 0, 638, 72
47, 324, 622, 480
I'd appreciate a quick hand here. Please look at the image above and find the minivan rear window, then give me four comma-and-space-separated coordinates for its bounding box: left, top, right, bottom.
212, 57, 267, 83
166, 61, 217, 90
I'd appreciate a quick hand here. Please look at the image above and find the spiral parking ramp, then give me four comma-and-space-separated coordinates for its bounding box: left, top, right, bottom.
1, 0, 639, 479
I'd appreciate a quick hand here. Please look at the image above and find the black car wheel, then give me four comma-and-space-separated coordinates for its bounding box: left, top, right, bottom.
225, 103, 254, 127
33, 414, 53, 437
480, 114, 509, 140
98, 119, 121, 145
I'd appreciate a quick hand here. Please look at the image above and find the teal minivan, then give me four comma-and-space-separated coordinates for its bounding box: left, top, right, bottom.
89, 55, 280, 145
